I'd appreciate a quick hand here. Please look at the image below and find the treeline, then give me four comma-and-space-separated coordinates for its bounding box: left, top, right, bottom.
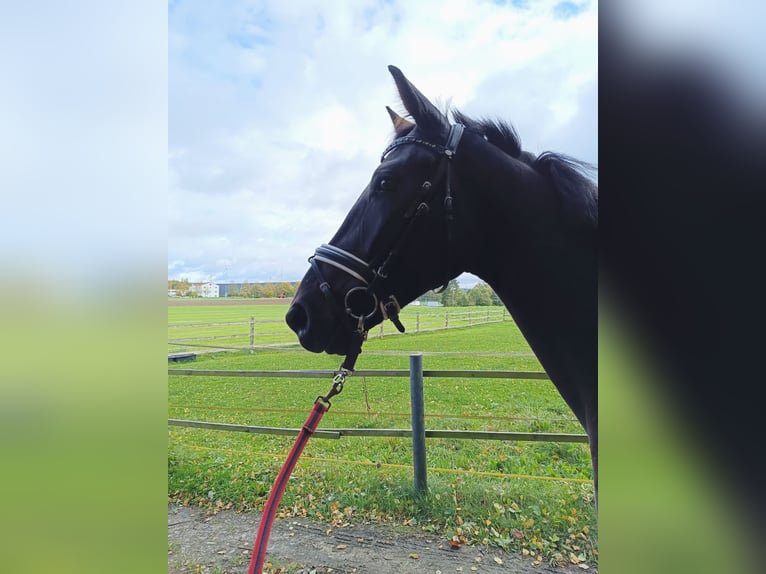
168, 278, 501, 306
420, 280, 502, 307
227, 281, 299, 298
167, 279, 299, 298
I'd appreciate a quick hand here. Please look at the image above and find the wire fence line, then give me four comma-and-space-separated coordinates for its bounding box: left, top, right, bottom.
168, 365, 586, 444
168, 307, 510, 354
168, 403, 579, 424
168, 358, 589, 489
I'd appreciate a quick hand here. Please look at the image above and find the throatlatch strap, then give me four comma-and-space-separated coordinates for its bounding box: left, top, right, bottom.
247, 400, 329, 574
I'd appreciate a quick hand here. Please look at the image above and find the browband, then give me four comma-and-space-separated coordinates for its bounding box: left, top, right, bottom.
381, 123, 464, 162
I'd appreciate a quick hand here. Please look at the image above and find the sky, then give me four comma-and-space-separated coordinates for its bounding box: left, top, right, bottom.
168, 0, 598, 287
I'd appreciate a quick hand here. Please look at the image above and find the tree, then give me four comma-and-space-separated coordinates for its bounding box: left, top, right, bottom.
168, 278, 190, 294
240, 282, 259, 298
260, 283, 277, 298
440, 279, 468, 307
275, 282, 294, 298
467, 283, 493, 306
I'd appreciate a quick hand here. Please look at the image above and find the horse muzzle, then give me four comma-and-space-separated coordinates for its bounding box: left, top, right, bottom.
286, 264, 370, 356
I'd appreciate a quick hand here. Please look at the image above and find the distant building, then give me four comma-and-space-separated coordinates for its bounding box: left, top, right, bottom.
189, 282, 219, 298
218, 283, 242, 297
168, 290, 178, 297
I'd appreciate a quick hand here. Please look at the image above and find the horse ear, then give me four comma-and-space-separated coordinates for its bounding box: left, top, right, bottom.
386, 106, 415, 135
388, 65, 449, 138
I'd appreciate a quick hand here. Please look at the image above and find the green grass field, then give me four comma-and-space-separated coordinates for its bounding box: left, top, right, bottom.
168, 302, 597, 568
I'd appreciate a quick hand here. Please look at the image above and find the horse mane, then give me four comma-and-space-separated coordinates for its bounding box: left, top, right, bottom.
452, 109, 598, 231
534, 152, 598, 230
452, 109, 523, 157
387, 107, 597, 231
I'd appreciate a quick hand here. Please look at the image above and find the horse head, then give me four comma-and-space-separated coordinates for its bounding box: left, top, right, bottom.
286, 66, 466, 358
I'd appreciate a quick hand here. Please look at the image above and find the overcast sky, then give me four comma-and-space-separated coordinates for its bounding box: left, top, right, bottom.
168, 0, 598, 286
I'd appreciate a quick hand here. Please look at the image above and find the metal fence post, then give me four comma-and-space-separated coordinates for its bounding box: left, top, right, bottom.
409, 353, 427, 494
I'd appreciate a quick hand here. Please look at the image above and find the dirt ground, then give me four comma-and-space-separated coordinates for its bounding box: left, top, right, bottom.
168, 504, 593, 574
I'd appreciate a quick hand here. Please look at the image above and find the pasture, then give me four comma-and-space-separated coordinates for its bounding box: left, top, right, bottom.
168, 301, 597, 568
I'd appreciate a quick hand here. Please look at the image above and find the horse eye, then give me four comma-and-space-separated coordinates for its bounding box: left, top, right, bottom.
379, 178, 393, 191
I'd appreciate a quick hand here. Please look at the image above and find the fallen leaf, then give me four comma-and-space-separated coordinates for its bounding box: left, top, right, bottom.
569, 553, 580, 564
336, 544, 347, 550
448, 539, 462, 548
512, 529, 524, 539
494, 557, 503, 565
523, 518, 535, 529
578, 564, 590, 570
408, 553, 419, 559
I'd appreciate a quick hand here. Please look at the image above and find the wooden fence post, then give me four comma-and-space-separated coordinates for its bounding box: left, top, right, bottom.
410, 353, 427, 495
249, 316, 255, 354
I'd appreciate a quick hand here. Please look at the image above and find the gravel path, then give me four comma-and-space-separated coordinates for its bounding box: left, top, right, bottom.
168, 504, 593, 574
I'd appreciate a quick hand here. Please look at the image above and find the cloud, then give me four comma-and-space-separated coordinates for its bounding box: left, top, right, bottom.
169, 0, 598, 283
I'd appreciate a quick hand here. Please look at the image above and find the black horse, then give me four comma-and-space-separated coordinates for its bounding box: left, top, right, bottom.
286, 66, 597, 494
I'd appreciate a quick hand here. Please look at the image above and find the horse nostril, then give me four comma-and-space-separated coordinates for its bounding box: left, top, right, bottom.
285, 303, 308, 334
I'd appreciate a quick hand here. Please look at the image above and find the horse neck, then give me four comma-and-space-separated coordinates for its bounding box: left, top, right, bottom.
456, 147, 597, 426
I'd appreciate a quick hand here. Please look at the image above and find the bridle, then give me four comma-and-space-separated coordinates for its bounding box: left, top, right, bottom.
307, 123, 465, 370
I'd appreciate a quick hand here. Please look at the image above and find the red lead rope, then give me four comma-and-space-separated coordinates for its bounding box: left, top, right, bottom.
247, 400, 328, 574
247, 371, 348, 574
